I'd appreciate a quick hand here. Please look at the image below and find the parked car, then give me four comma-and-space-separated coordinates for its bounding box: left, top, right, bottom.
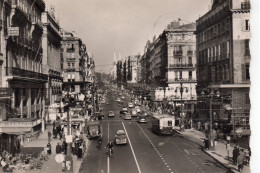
230, 126, 251, 137
124, 113, 132, 120
108, 111, 115, 118
114, 130, 127, 145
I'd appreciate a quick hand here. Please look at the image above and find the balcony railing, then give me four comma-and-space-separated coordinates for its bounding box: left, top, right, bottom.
168, 78, 197, 83
241, 2, 250, 9
169, 64, 194, 68
7, 67, 48, 81
173, 50, 183, 56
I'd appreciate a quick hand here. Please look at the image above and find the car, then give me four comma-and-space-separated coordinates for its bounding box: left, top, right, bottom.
114, 130, 127, 145
124, 113, 132, 120
116, 98, 121, 102
131, 109, 137, 117
101, 98, 106, 103
136, 108, 141, 113
230, 126, 251, 137
128, 102, 134, 108
108, 111, 115, 117
120, 107, 128, 114
121, 96, 125, 100
137, 115, 147, 123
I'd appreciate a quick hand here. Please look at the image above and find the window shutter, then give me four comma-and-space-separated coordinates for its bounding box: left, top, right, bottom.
241, 64, 246, 81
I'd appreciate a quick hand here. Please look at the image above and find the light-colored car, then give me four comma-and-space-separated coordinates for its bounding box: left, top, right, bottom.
128, 102, 134, 108
231, 126, 251, 137
108, 111, 115, 117
116, 98, 121, 102
136, 108, 141, 113
124, 113, 132, 120
114, 130, 127, 145
131, 109, 137, 117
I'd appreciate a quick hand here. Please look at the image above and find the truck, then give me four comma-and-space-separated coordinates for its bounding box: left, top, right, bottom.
86, 120, 102, 139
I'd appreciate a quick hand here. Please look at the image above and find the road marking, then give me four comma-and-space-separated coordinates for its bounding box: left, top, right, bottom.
122, 122, 142, 173
107, 123, 110, 173
138, 124, 174, 173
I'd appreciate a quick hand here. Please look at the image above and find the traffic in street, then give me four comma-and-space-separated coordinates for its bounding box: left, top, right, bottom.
79, 87, 227, 173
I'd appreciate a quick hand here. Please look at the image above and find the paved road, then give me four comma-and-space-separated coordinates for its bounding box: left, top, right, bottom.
79, 90, 227, 173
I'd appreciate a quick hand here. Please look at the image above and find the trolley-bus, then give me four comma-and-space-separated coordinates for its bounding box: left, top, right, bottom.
151, 114, 175, 135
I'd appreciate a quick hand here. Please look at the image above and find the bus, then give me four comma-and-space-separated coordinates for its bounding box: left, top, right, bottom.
151, 114, 175, 135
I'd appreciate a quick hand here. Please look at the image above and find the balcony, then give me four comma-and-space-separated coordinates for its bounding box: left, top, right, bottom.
6, 67, 48, 81
167, 78, 197, 83
173, 50, 183, 57
241, 2, 250, 9
168, 63, 194, 68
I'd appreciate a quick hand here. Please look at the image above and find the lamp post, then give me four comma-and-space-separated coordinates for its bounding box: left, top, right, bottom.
201, 88, 220, 150
175, 80, 188, 131
63, 92, 73, 172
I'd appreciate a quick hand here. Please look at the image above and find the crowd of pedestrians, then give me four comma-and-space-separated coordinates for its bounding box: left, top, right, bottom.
232, 145, 251, 172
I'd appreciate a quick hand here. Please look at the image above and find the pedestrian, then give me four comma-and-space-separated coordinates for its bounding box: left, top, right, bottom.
233, 133, 238, 143
47, 143, 52, 155
77, 144, 83, 160
53, 127, 57, 139
244, 148, 251, 165
72, 141, 75, 155
237, 152, 244, 172
203, 138, 209, 150
48, 130, 52, 143
56, 142, 62, 154
62, 140, 67, 155
198, 121, 201, 131
232, 146, 239, 164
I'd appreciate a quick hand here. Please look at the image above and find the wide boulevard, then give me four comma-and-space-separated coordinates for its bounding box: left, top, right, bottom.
79, 89, 227, 173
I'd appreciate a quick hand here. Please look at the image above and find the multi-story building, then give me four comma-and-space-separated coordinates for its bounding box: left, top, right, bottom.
196, 0, 250, 125
141, 21, 197, 113
41, 9, 62, 107
0, 0, 47, 153
61, 31, 86, 93
127, 55, 140, 84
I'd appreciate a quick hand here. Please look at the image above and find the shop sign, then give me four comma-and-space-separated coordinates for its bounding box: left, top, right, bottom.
8, 27, 19, 36
0, 121, 33, 128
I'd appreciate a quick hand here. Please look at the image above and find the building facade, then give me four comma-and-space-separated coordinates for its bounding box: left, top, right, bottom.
196, 0, 250, 125
41, 9, 62, 107
61, 31, 87, 93
0, 0, 47, 153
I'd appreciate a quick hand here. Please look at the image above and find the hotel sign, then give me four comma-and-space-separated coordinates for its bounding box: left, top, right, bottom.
8, 27, 19, 36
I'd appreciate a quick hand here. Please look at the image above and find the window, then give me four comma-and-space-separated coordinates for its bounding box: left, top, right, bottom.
245, 39, 250, 56
179, 71, 182, 79
68, 63, 70, 68
227, 41, 230, 58
72, 63, 75, 68
189, 71, 192, 79
246, 64, 250, 80
245, 20, 250, 31
188, 57, 192, 65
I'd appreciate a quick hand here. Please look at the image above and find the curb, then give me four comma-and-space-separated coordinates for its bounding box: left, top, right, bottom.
174, 129, 235, 172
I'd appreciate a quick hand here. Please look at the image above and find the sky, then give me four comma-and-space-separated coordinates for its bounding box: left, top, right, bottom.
45, 0, 211, 73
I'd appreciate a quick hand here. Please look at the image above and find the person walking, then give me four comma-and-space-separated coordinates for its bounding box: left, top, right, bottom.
198, 121, 201, 131
47, 143, 52, 155
237, 152, 244, 172
203, 138, 209, 150
56, 142, 62, 154
232, 146, 239, 165
77, 144, 83, 160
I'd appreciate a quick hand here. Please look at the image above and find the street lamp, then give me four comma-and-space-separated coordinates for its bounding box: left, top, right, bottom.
175, 80, 188, 131
201, 88, 220, 150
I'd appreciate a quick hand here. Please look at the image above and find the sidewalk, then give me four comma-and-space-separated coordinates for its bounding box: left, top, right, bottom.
21, 126, 89, 173
174, 126, 250, 173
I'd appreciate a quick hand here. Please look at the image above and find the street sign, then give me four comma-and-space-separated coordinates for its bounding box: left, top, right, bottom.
8, 27, 19, 36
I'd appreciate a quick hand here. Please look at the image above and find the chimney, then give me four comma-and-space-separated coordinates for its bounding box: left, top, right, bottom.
72, 31, 77, 37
